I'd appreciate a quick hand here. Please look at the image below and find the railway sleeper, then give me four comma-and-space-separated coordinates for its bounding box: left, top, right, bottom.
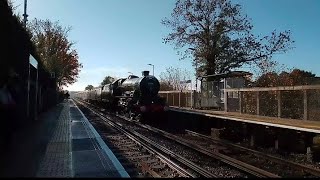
107, 135, 126, 139
143, 159, 158, 164
107, 135, 125, 140
151, 164, 166, 169
129, 155, 152, 160
160, 169, 177, 177
112, 142, 135, 146
140, 162, 162, 178
122, 143, 137, 147
129, 156, 150, 162
118, 147, 141, 151
117, 146, 139, 152
121, 151, 141, 155
115, 140, 132, 144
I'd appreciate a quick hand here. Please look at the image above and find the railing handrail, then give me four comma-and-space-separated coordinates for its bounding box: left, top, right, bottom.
159, 90, 193, 93
225, 84, 320, 92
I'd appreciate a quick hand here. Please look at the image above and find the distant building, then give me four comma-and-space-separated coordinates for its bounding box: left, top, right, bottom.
197, 71, 252, 109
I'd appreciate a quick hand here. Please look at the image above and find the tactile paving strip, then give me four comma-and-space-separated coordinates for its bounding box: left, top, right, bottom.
36, 102, 72, 177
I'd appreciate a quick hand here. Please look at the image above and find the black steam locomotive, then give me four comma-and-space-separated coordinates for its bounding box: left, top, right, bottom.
75, 71, 168, 121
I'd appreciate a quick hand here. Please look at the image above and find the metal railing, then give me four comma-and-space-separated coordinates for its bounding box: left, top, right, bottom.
160, 85, 320, 121
159, 90, 195, 108
224, 85, 320, 121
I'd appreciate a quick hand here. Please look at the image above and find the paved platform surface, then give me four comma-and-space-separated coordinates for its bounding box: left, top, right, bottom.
0, 99, 129, 177
170, 106, 320, 134
68, 99, 129, 177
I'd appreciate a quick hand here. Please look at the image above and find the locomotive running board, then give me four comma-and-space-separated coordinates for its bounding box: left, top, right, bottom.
115, 96, 133, 98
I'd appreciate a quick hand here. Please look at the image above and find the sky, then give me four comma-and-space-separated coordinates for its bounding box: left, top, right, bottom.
12, 0, 320, 91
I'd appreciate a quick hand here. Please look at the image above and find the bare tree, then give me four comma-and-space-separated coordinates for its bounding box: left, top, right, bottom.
162, 0, 294, 76
249, 59, 291, 79
159, 66, 192, 91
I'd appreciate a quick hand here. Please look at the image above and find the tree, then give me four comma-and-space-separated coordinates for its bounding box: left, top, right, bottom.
255, 72, 279, 87
159, 66, 192, 91
162, 0, 294, 76
8, 0, 18, 12
28, 18, 82, 88
253, 69, 317, 119
85, 85, 94, 91
101, 76, 115, 86
159, 81, 175, 91
255, 68, 316, 87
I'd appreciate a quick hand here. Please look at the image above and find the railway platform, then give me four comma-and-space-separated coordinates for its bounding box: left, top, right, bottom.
169, 106, 320, 134
168, 106, 320, 158
0, 99, 129, 178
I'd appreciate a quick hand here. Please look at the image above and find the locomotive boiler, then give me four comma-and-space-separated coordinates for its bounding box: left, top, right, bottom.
79, 70, 167, 122
116, 71, 167, 120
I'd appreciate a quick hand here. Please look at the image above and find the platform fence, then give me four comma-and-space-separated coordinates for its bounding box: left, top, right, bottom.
160, 85, 320, 121
224, 85, 320, 121
159, 90, 196, 108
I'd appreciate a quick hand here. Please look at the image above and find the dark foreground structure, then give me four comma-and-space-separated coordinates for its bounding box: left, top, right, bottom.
0, 99, 129, 177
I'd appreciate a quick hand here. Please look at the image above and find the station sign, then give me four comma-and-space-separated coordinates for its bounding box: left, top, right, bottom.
29, 54, 38, 69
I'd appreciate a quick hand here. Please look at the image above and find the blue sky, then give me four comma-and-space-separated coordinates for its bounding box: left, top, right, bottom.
13, 0, 320, 91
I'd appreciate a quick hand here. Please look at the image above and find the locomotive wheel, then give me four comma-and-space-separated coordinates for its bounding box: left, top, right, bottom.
125, 111, 130, 118
129, 111, 133, 120
129, 110, 135, 120
135, 114, 141, 122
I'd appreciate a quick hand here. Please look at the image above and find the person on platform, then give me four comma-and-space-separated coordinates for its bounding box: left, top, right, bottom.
65, 91, 70, 100
0, 75, 16, 149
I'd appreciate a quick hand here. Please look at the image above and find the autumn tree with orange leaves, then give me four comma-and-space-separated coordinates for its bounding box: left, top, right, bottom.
240, 69, 319, 119
28, 19, 82, 88
255, 69, 316, 87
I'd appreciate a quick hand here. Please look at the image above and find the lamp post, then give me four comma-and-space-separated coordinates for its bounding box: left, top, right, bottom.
195, 59, 198, 92
23, 0, 28, 27
189, 47, 199, 109
147, 64, 154, 76
188, 47, 199, 92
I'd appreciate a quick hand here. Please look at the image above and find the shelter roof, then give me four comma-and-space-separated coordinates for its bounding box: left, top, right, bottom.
198, 71, 252, 81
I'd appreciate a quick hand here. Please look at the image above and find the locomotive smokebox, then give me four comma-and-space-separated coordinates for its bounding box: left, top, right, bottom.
142, 70, 150, 77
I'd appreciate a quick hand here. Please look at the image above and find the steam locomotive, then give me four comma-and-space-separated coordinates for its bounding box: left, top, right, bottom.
75, 71, 168, 121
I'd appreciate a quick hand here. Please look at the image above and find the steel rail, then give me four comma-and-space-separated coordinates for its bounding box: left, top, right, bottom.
139, 124, 280, 178
76, 99, 217, 178
76, 99, 279, 177
185, 129, 320, 177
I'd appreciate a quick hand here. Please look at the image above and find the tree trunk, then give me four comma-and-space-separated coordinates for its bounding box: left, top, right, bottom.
206, 56, 216, 76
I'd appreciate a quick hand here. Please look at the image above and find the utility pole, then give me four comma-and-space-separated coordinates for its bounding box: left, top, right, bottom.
24, 0, 30, 118
195, 59, 198, 92
23, 0, 28, 27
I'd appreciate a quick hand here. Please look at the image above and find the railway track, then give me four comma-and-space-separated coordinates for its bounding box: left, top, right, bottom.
137, 123, 279, 178
76, 100, 217, 178
181, 130, 320, 177
75, 99, 320, 178
75, 99, 286, 178
137, 119, 320, 178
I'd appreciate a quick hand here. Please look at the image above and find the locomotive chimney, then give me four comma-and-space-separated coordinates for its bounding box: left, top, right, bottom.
142, 70, 150, 77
